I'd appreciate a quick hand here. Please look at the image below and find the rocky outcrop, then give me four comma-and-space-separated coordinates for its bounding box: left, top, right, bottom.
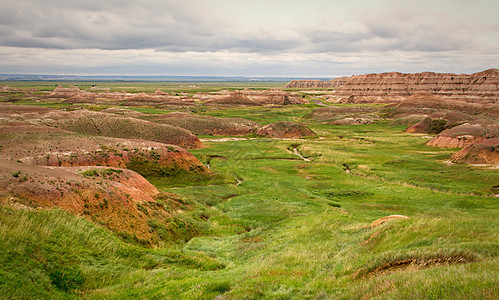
203, 89, 307, 106
427, 120, 498, 148
285, 69, 499, 103
405, 112, 471, 134
255, 121, 316, 138
285, 77, 350, 89
451, 138, 499, 165
0, 122, 210, 176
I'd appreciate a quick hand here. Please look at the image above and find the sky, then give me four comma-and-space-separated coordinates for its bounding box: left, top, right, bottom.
0, 0, 498, 77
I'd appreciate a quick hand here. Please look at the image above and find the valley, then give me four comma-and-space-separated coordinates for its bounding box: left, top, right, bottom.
0, 74, 498, 299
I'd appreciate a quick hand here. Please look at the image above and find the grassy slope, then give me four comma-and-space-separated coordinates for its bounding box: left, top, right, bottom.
0, 92, 498, 298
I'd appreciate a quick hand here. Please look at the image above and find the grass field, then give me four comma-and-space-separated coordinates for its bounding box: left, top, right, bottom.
0, 83, 497, 299
0, 81, 287, 93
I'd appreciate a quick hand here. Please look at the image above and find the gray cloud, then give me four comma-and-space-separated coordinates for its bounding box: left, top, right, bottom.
0, 0, 497, 75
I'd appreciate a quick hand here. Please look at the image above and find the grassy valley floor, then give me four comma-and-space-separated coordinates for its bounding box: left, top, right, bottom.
0, 94, 498, 298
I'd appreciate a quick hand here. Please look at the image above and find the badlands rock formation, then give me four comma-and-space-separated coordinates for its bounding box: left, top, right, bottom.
286, 69, 499, 103
255, 121, 316, 138
48, 86, 304, 107
426, 120, 498, 148
451, 138, 499, 165
0, 104, 203, 149
0, 122, 210, 175
50, 86, 196, 109
202, 89, 307, 106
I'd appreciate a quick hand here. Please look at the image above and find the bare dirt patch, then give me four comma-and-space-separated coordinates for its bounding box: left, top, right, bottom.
370, 215, 410, 227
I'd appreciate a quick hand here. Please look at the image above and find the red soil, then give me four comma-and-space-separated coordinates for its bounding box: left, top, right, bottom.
451, 138, 499, 165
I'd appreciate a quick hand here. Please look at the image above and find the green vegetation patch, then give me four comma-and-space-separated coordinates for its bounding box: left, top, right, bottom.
80, 168, 123, 179
0, 85, 497, 299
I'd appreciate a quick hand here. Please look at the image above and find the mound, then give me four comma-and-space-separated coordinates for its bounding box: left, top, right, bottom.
49, 86, 91, 98
451, 138, 499, 165
50, 115, 203, 149
204, 91, 260, 106
151, 112, 260, 135
307, 106, 381, 122
329, 118, 374, 125
427, 120, 499, 148
0, 123, 209, 176
241, 89, 307, 105
204, 89, 307, 106
100, 107, 147, 118
405, 112, 470, 134
0, 159, 185, 245
255, 121, 316, 138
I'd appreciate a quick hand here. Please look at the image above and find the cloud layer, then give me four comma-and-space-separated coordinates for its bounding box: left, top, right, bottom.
1, 0, 497, 76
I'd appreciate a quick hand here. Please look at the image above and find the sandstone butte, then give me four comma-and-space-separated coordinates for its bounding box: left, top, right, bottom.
285, 68, 499, 103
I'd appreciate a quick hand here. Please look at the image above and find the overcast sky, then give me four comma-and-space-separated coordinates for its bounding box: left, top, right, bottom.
0, 0, 497, 77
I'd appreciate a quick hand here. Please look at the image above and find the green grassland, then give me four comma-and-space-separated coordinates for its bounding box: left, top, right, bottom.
0, 84, 498, 299
0, 81, 286, 93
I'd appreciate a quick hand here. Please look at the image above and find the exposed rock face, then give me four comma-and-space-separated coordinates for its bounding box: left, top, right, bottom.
203, 89, 307, 106
285, 77, 350, 89
329, 118, 374, 125
151, 112, 260, 136
0, 159, 184, 245
0, 119, 211, 243
0, 122, 210, 175
451, 138, 499, 165
405, 112, 470, 134
243, 89, 307, 105
389, 93, 492, 115
427, 120, 498, 148
285, 69, 499, 103
255, 121, 316, 138
204, 91, 260, 106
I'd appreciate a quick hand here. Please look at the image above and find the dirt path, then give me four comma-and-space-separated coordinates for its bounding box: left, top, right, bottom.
291, 145, 310, 161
